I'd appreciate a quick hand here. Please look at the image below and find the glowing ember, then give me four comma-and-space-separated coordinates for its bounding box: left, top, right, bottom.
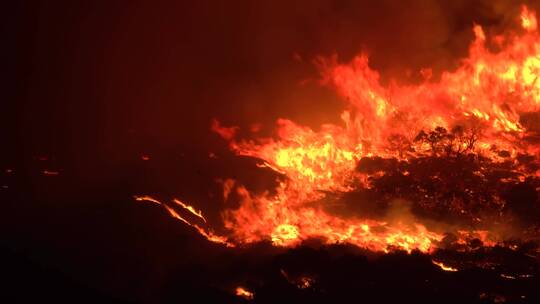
432, 260, 459, 272
280, 269, 315, 289
172, 199, 206, 223
235, 286, 254, 300
500, 274, 517, 280
134, 196, 232, 247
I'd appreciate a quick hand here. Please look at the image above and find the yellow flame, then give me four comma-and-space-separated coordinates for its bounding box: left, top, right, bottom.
235, 287, 254, 300
134, 196, 233, 247
432, 260, 459, 272
521, 5, 537, 31
144, 6, 540, 253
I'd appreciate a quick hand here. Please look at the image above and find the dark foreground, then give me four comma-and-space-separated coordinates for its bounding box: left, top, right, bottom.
2, 171, 539, 304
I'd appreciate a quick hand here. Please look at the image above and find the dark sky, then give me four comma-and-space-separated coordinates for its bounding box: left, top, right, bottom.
2, 1, 540, 302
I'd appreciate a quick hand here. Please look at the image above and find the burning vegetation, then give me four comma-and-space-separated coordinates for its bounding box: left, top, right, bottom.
131, 5, 540, 303
142, 5, 540, 252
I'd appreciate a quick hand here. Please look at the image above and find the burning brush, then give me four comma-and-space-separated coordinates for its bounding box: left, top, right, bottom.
136, 5, 540, 302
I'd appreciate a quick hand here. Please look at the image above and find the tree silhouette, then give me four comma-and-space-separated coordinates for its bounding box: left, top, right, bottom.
354, 126, 540, 228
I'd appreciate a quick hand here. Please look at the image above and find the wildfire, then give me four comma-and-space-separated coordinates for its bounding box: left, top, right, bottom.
141, 6, 540, 254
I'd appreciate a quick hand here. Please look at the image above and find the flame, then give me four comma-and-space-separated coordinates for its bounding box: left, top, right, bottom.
280, 269, 315, 289
521, 5, 537, 32
456, 230, 498, 247
142, 7, 540, 253
134, 196, 232, 247
432, 260, 459, 272
172, 199, 207, 223
235, 286, 254, 300
208, 7, 540, 252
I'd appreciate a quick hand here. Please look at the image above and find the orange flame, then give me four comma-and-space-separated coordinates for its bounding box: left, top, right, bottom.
142, 7, 540, 253
521, 5, 537, 32
432, 260, 459, 272
134, 196, 232, 247
209, 7, 540, 252
235, 286, 254, 300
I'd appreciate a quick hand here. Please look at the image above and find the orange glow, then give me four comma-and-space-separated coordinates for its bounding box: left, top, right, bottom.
134, 196, 233, 247
432, 260, 459, 272
521, 5, 537, 32
235, 286, 254, 300
142, 7, 540, 253
172, 199, 207, 223
208, 7, 540, 252
218, 181, 443, 252
280, 269, 315, 289
456, 230, 498, 247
